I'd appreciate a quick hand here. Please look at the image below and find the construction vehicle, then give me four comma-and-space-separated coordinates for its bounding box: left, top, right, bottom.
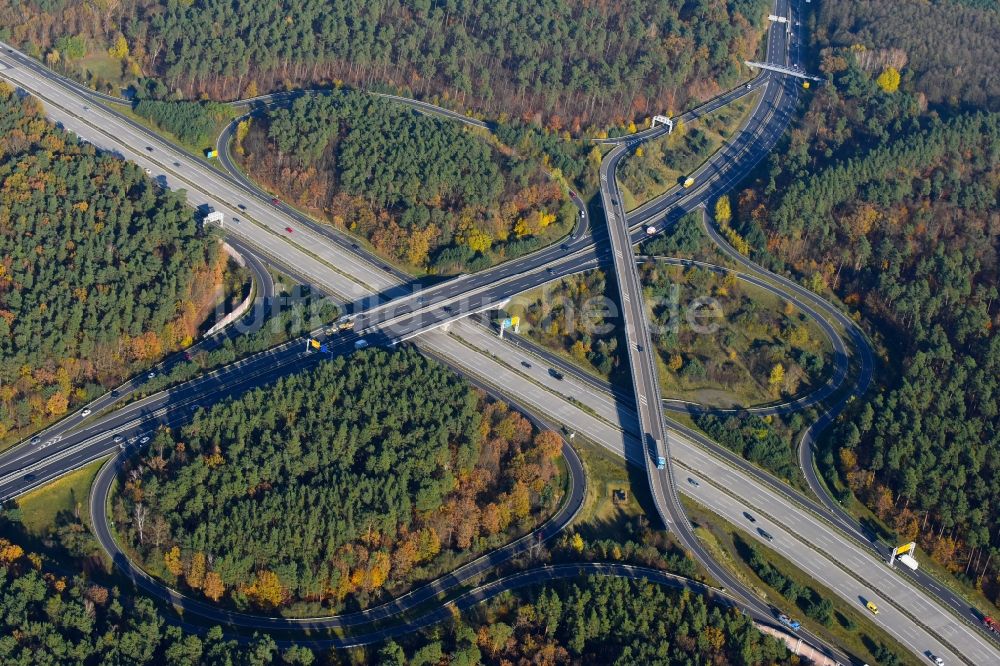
778, 614, 801, 631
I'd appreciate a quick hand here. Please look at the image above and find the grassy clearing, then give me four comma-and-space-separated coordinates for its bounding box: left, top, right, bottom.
570, 438, 648, 541
18, 458, 109, 537
643, 262, 835, 408
76, 51, 129, 92
618, 91, 761, 210
684, 497, 921, 666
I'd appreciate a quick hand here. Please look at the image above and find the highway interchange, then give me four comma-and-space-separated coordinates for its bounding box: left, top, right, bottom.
1, 0, 998, 662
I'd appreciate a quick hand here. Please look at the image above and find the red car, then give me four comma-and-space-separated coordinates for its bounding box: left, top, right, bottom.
272, 197, 280, 205
285, 226, 294, 233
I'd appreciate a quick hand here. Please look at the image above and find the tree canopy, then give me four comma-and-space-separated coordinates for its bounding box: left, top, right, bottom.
115, 348, 564, 613
4, 0, 770, 130
0, 542, 290, 665
0, 82, 220, 442
240, 89, 573, 272
730, 38, 1000, 594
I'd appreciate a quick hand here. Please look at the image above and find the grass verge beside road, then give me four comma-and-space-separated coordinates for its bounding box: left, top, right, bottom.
684, 496, 920, 666
17, 457, 109, 537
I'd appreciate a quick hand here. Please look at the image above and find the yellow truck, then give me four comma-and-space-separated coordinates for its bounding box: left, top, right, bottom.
683, 176, 695, 188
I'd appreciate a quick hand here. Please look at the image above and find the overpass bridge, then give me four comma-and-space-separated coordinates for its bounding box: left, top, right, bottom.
745, 61, 822, 81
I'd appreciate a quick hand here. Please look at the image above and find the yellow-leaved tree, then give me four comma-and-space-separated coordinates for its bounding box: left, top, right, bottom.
876, 67, 901, 94
108, 35, 129, 60
715, 195, 732, 225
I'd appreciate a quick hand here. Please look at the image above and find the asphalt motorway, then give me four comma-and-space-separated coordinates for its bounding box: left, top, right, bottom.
0, 2, 992, 660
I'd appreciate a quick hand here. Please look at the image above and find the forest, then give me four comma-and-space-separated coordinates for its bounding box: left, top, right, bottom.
381, 576, 793, 665
3, 0, 770, 131
0, 533, 792, 665
0, 542, 301, 665
0, 82, 221, 444
114, 348, 565, 613
238, 89, 574, 273
817, 0, 1000, 110
729, 33, 1000, 594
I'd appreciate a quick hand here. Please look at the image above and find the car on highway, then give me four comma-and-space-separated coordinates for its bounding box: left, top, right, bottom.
111, 389, 120, 397
743, 511, 757, 523
147, 371, 156, 379
930, 656, 944, 666
687, 477, 700, 487
579, 209, 585, 217
113, 435, 124, 443
81, 408, 92, 417
237, 203, 247, 210
22, 473, 35, 482
271, 197, 280, 205
145, 146, 153, 152
521, 360, 532, 368
285, 226, 294, 233
758, 528, 774, 542
548, 368, 564, 381
30, 437, 41, 445
865, 600, 879, 615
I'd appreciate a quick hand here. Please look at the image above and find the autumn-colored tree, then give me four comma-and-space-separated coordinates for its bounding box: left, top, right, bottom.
243, 80, 259, 99
108, 34, 129, 60
714, 195, 731, 225
186, 551, 206, 590
509, 481, 532, 520
366, 551, 391, 590
481, 502, 502, 535
203, 571, 225, 602
245, 570, 286, 607
534, 431, 563, 461
876, 67, 901, 93
234, 119, 251, 155
570, 533, 584, 553
45, 391, 69, 416
0, 539, 24, 564
668, 354, 684, 371
163, 546, 183, 577
768, 363, 785, 393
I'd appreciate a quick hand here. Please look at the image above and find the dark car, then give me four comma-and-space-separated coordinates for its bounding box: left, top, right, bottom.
145, 146, 154, 152
758, 528, 774, 542
521, 360, 532, 368
237, 203, 247, 210
548, 368, 564, 381
687, 477, 700, 487
743, 511, 757, 523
